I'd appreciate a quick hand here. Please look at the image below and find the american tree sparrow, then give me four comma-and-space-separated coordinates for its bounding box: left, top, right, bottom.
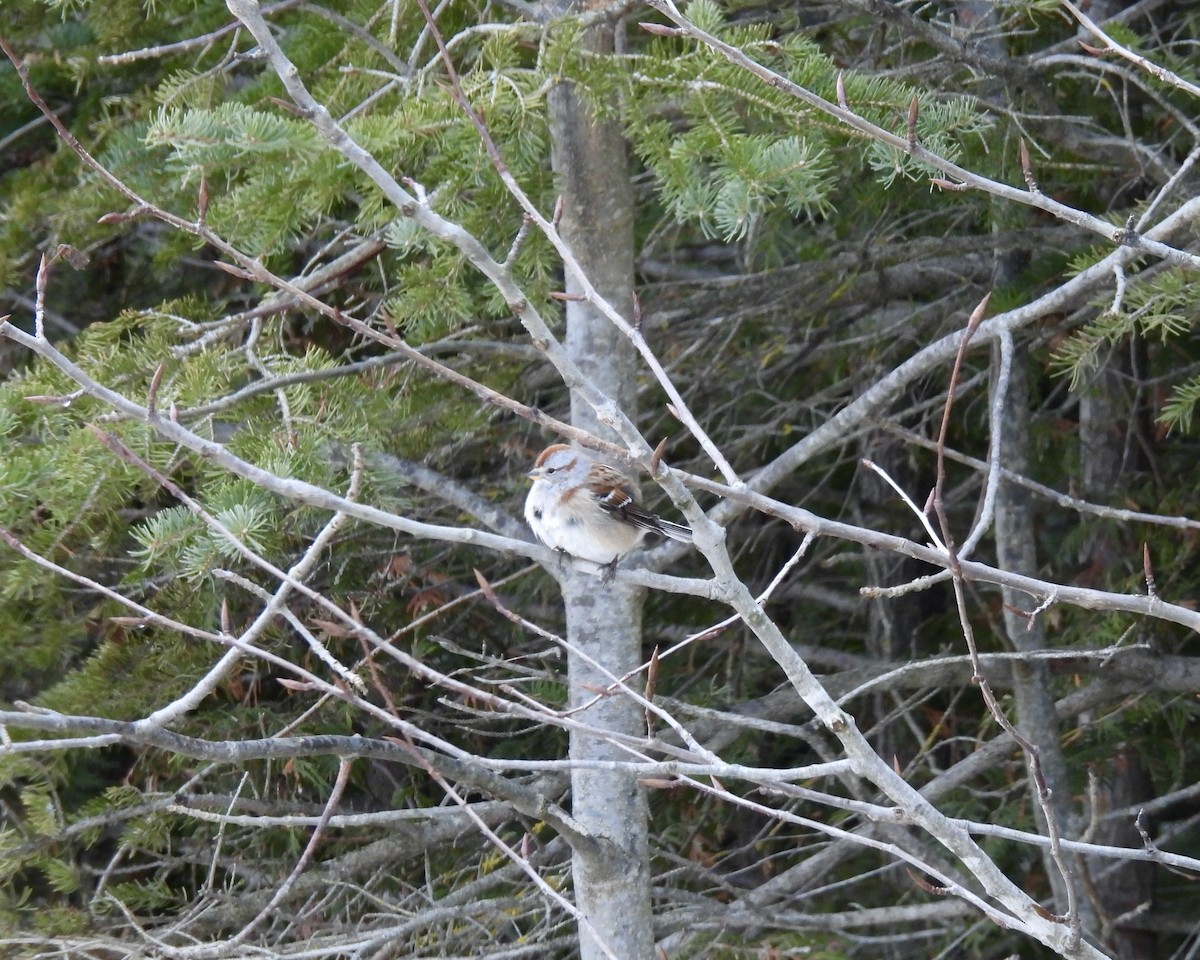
524, 444, 693, 566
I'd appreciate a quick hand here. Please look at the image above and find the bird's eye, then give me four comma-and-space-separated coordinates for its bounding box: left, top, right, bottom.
546, 466, 558, 474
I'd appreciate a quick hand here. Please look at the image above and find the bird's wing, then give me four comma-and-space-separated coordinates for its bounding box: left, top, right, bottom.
587, 469, 693, 542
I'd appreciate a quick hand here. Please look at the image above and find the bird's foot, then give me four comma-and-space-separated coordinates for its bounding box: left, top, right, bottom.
599, 557, 620, 585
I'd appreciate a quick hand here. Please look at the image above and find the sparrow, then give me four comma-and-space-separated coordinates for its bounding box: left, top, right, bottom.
524, 444, 693, 566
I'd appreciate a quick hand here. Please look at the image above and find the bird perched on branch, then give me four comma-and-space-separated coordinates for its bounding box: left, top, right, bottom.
524, 444, 693, 568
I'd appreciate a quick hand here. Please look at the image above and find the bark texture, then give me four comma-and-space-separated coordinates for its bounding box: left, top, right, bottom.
545, 6, 654, 958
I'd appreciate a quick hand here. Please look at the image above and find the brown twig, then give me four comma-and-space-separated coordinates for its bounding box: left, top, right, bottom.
1019, 138, 1041, 194
225, 757, 353, 946
931, 294, 1079, 939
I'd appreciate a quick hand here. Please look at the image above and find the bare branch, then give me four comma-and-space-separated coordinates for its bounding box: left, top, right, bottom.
1062, 0, 1200, 100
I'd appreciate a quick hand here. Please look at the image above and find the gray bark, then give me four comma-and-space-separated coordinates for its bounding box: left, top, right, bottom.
562, 574, 652, 960
545, 7, 654, 959
992, 339, 1080, 920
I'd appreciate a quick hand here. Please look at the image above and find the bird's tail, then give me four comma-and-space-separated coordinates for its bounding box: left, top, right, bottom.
617, 504, 694, 544
652, 518, 693, 543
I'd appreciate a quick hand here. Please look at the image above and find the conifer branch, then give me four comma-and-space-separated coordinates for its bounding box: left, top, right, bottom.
643, 0, 1200, 270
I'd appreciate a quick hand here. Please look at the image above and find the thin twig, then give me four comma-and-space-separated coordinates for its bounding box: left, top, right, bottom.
1062, 0, 1200, 100
931, 295, 1080, 941
223, 757, 353, 948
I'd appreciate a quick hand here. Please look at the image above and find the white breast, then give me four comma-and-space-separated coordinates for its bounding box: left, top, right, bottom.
525, 481, 646, 564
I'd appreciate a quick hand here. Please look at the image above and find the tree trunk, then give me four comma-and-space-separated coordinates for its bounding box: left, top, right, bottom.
545, 6, 654, 959
1077, 342, 1157, 960
991, 338, 1080, 920
953, 0, 1084, 922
